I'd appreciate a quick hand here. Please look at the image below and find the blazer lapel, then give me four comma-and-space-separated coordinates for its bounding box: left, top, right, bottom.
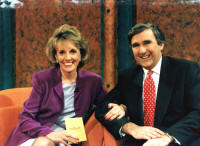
154, 56, 176, 127
53, 68, 64, 100
74, 69, 82, 100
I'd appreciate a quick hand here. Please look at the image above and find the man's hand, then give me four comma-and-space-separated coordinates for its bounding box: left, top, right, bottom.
122, 122, 165, 140
104, 103, 126, 120
143, 134, 174, 146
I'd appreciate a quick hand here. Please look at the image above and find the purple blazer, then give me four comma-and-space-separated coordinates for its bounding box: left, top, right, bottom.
5, 67, 106, 146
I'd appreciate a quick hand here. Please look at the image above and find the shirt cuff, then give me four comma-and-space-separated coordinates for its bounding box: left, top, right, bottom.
172, 136, 181, 145
119, 126, 126, 138
166, 133, 181, 145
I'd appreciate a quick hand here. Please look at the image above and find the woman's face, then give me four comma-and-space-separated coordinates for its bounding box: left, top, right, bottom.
55, 39, 81, 75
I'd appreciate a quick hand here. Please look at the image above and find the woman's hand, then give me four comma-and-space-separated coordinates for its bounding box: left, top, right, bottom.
104, 103, 126, 121
46, 131, 79, 146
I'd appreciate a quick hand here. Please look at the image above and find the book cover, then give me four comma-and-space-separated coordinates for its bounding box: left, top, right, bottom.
65, 117, 87, 142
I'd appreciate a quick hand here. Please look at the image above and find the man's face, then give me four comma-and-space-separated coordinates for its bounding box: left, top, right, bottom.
131, 28, 164, 70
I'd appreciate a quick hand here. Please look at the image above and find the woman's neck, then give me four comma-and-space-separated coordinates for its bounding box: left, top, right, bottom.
61, 70, 77, 84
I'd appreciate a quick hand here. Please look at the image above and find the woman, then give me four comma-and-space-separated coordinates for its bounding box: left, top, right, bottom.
5, 24, 107, 146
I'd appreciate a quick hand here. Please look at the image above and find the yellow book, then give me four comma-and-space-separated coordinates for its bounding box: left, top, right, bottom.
64, 117, 87, 142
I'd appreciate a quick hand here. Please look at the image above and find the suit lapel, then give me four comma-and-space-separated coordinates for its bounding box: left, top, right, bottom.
154, 56, 176, 127
131, 66, 144, 124
132, 66, 143, 89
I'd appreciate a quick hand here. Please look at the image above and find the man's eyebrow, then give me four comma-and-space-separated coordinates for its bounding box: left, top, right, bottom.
143, 40, 151, 44
131, 42, 139, 47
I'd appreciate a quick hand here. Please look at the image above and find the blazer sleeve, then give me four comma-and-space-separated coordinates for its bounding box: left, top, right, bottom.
93, 75, 107, 105
18, 73, 53, 137
83, 75, 107, 124
166, 62, 200, 144
95, 84, 130, 139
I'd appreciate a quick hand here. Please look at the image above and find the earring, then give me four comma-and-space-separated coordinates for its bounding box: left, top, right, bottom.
56, 59, 58, 63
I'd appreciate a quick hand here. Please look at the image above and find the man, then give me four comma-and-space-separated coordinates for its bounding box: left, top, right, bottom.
95, 23, 200, 146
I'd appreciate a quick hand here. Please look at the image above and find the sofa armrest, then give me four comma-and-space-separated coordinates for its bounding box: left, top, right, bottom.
82, 113, 120, 146
0, 95, 13, 107
0, 106, 22, 146
103, 128, 119, 146
0, 87, 32, 108
82, 113, 104, 146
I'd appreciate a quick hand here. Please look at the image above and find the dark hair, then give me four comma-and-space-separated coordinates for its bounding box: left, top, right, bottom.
46, 24, 89, 68
128, 23, 166, 46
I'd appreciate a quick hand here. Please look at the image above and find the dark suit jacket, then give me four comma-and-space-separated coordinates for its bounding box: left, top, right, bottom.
6, 67, 106, 146
95, 56, 200, 145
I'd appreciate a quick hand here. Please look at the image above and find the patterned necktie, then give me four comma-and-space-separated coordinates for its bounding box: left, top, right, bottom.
143, 70, 156, 126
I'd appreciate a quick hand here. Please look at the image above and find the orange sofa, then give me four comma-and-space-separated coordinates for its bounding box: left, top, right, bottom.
0, 87, 118, 146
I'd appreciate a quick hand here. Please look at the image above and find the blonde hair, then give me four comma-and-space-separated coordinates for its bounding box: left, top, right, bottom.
46, 24, 89, 68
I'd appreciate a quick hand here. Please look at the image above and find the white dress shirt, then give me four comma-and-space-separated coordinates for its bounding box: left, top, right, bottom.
142, 56, 162, 104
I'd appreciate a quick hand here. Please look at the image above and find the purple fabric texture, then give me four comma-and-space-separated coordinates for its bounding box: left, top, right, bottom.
5, 67, 106, 146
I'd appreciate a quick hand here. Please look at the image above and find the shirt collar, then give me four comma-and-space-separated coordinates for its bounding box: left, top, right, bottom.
143, 56, 162, 75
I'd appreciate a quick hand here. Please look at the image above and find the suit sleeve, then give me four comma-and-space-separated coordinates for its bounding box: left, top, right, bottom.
166, 62, 200, 144
95, 84, 130, 139
18, 73, 53, 137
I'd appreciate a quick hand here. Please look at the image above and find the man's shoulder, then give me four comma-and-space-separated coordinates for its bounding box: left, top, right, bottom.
118, 65, 142, 80
120, 65, 140, 74
165, 56, 198, 68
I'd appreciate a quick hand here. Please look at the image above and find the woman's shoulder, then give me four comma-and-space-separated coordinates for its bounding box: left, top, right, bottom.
78, 69, 102, 80
33, 67, 59, 80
